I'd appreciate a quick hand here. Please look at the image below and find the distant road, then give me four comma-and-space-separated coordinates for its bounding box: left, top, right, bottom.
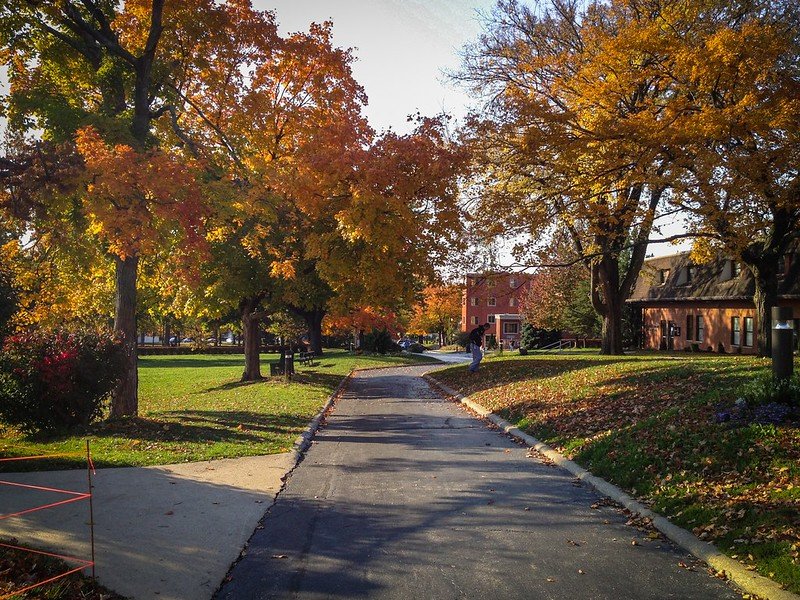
424, 350, 472, 364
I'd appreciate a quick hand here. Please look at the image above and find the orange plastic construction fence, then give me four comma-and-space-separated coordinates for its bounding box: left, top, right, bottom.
0, 448, 96, 599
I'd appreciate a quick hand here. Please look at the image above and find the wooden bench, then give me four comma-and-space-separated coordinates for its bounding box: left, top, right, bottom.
297, 351, 316, 367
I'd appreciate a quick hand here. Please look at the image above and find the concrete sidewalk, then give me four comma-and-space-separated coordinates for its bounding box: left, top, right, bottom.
0, 453, 296, 599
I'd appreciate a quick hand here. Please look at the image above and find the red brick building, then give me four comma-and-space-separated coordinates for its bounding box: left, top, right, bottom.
462, 272, 535, 348
628, 252, 800, 353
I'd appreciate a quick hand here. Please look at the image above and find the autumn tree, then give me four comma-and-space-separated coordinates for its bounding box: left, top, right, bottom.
0, 0, 225, 415
639, 0, 800, 357
408, 285, 463, 346
171, 16, 467, 367
456, 0, 687, 355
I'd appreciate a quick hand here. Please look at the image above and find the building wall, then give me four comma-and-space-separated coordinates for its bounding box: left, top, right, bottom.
641, 300, 800, 353
462, 272, 532, 332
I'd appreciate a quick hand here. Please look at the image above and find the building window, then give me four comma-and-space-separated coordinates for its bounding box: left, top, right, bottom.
487, 278, 496, 288
744, 317, 754, 347
470, 297, 478, 306
471, 316, 479, 325
509, 278, 517, 288
732, 261, 741, 277
659, 269, 670, 284
696, 315, 705, 343
686, 314, 693, 341
488, 297, 496, 307
731, 316, 741, 346
503, 322, 519, 334
487, 315, 496, 324
468, 278, 475, 286
509, 297, 517, 307
686, 266, 696, 283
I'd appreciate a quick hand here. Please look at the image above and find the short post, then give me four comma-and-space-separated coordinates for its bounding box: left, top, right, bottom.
771, 306, 794, 381
284, 349, 294, 381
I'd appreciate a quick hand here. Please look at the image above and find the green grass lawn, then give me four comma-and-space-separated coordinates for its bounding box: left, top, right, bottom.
0, 349, 435, 471
430, 350, 800, 593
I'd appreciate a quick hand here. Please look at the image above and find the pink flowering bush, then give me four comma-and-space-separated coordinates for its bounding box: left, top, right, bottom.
0, 329, 124, 433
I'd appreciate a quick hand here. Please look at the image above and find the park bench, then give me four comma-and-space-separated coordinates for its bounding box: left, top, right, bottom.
298, 351, 316, 366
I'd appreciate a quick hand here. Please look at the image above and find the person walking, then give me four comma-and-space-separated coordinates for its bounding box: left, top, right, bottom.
468, 323, 489, 373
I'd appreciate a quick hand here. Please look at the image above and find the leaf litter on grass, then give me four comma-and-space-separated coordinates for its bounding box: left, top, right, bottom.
433, 352, 800, 593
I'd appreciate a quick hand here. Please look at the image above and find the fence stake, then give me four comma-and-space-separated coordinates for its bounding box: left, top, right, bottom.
86, 440, 96, 579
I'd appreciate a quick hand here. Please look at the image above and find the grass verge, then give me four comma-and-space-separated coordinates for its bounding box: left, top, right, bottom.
0, 349, 435, 472
430, 350, 800, 594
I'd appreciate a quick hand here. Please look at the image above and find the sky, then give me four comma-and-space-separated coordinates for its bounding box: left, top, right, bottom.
256, 0, 497, 133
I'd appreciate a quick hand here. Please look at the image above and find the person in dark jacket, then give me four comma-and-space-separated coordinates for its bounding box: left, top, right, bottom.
468, 323, 490, 373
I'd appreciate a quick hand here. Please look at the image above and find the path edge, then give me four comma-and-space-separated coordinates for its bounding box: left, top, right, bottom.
423, 373, 799, 600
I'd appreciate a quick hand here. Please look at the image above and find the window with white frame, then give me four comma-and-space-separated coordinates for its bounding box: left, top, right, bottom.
503, 322, 519, 334
471, 316, 479, 325
731, 316, 741, 346
509, 278, 517, 287
487, 315, 496, 324
470, 297, 478, 306
744, 317, 754, 347
509, 297, 517, 307
488, 297, 496, 306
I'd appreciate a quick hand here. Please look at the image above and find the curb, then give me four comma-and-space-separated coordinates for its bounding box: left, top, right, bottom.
291, 371, 353, 460
423, 374, 799, 600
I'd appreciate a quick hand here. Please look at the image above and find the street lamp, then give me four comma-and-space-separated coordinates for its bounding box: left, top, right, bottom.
772, 307, 794, 381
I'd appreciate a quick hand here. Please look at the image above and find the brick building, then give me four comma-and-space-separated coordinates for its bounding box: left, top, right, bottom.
462, 272, 535, 349
628, 252, 800, 354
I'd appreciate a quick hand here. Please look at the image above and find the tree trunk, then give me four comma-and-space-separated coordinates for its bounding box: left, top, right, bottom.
305, 309, 325, 356
162, 319, 171, 347
241, 296, 263, 381
600, 299, 624, 355
591, 258, 626, 355
111, 255, 139, 418
751, 265, 779, 358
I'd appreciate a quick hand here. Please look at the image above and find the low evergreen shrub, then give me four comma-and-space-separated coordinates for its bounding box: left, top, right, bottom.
363, 328, 400, 354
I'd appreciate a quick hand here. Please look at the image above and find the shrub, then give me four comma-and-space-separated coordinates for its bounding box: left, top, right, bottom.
408, 343, 425, 353
455, 331, 471, 350
0, 328, 124, 433
739, 372, 800, 408
363, 328, 399, 354
520, 323, 559, 350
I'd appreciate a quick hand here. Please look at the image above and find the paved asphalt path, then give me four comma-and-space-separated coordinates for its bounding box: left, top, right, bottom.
216, 365, 742, 600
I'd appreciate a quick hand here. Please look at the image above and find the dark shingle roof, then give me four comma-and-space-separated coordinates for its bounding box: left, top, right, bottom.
629, 252, 800, 303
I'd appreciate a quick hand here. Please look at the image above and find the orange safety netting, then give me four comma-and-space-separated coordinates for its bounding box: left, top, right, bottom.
0, 451, 95, 599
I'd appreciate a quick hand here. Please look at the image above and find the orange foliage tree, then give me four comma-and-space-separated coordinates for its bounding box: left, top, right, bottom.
408, 285, 463, 346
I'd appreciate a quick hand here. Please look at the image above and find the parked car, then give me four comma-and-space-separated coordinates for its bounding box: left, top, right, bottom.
181, 337, 193, 343
398, 339, 412, 350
